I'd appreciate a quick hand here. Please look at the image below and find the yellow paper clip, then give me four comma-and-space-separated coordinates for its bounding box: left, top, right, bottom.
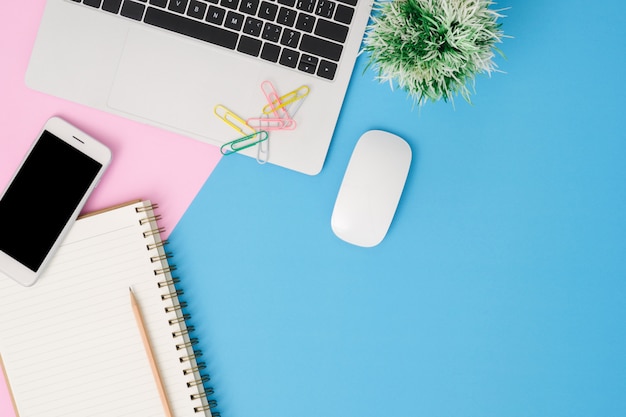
262, 85, 310, 115
214, 104, 255, 136
220, 130, 269, 155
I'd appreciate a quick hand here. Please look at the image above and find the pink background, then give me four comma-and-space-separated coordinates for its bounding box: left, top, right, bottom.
0, 2, 222, 415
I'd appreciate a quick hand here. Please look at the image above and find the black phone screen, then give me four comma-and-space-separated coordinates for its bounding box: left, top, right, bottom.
0, 131, 102, 271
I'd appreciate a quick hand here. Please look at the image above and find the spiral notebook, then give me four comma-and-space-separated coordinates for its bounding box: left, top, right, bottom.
0, 200, 216, 417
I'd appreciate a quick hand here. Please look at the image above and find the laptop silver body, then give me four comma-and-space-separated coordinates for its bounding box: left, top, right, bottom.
26, 0, 373, 175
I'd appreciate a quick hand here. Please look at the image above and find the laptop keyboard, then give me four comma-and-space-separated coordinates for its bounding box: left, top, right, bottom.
71, 0, 358, 81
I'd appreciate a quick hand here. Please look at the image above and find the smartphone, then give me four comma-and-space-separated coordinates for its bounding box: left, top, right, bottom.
0, 117, 112, 286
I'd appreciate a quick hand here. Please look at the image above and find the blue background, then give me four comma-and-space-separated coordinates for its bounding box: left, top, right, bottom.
170, 1, 626, 416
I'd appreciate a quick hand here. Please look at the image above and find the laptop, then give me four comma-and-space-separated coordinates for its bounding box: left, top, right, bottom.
25, 0, 373, 175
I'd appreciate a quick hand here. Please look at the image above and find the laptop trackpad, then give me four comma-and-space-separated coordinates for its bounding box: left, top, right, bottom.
108, 28, 258, 138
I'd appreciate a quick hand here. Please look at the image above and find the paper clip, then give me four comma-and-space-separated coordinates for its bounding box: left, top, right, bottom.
262, 85, 310, 116
256, 134, 270, 164
261, 80, 290, 119
220, 130, 269, 155
214, 104, 255, 136
253, 114, 270, 164
259, 80, 296, 130
247, 117, 296, 131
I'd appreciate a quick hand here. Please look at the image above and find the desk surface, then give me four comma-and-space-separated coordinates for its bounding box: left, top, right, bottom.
4, 1, 626, 417
170, 2, 626, 417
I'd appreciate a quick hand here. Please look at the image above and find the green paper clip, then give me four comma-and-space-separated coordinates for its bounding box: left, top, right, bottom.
220, 130, 269, 155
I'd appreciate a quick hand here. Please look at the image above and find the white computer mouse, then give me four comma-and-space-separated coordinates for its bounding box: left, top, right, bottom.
331, 130, 412, 247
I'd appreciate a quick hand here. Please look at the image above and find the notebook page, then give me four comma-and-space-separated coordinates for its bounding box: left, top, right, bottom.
0, 202, 171, 416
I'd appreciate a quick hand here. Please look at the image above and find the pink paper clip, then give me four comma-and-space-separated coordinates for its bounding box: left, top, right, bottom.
261, 81, 288, 118
260, 80, 296, 129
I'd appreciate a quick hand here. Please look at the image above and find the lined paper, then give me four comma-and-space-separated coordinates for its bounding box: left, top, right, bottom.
0, 201, 209, 417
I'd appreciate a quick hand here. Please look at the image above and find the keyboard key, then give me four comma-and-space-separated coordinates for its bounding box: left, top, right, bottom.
315, 0, 335, 19
317, 59, 337, 80
295, 0, 314, 13
295, 13, 315, 32
262, 22, 282, 42
239, 0, 259, 15
225, 11, 244, 30
206, 5, 226, 24
333, 4, 353, 24
221, 0, 239, 9
144, 6, 238, 49
277, 7, 296, 26
103, 0, 123, 13
84, 0, 103, 7
300, 34, 342, 61
188, 0, 208, 18
237, 35, 262, 56
243, 17, 263, 36
279, 48, 299, 68
260, 42, 281, 62
258, 1, 278, 21
314, 19, 348, 43
149, 0, 167, 6
277, 0, 295, 6
168, 0, 189, 13
336, 0, 356, 6
280, 29, 300, 48
121, 0, 146, 19
298, 54, 318, 74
